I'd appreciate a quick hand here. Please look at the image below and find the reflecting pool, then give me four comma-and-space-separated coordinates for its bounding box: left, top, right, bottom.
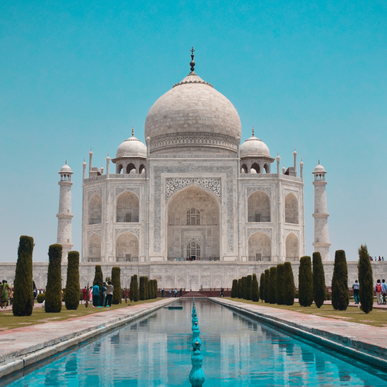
4, 299, 387, 386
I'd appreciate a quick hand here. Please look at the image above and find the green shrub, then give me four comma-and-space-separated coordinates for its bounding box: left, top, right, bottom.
332, 250, 349, 311
65, 251, 80, 310
259, 273, 265, 302
231, 279, 238, 298
237, 279, 242, 298
269, 267, 277, 304
129, 276, 134, 301
12, 236, 34, 316
358, 245, 373, 314
45, 244, 62, 313
252, 274, 259, 302
284, 262, 295, 305
246, 275, 252, 300
148, 280, 152, 300
154, 280, 158, 298
37, 293, 45, 303
276, 264, 285, 305
112, 267, 121, 304
93, 265, 103, 306
131, 275, 139, 302
325, 291, 331, 301
140, 276, 148, 300
298, 256, 313, 307
264, 269, 270, 303
312, 252, 326, 308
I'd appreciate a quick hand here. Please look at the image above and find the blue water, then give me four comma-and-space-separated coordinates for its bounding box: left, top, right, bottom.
3, 299, 387, 386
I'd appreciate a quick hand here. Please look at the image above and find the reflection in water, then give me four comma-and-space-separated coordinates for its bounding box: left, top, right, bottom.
5, 299, 387, 387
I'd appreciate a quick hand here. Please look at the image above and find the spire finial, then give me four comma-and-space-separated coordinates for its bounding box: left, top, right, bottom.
252, 126, 254, 137
65, 160, 67, 164
190, 47, 195, 72
132, 126, 134, 137
318, 159, 320, 165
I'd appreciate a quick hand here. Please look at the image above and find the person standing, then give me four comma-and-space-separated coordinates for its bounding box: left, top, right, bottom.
9, 287, 13, 306
169, 289, 172, 298
33, 281, 37, 300
179, 288, 182, 297
161, 288, 164, 297
82, 286, 87, 303
0, 280, 9, 308
174, 288, 177, 297
381, 279, 387, 305
102, 282, 107, 307
352, 280, 360, 304
92, 283, 100, 308
106, 281, 114, 307
375, 280, 382, 305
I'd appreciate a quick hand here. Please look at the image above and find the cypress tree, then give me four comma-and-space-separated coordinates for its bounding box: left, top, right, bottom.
276, 264, 285, 305
45, 244, 62, 313
252, 274, 259, 302
231, 279, 238, 298
133, 275, 139, 301
246, 275, 252, 300
13, 235, 34, 316
313, 252, 326, 308
129, 276, 134, 301
284, 262, 295, 306
238, 279, 242, 298
65, 251, 80, 310
331, 250, 349, 311
93, 265, 103, 306
259, 273, 265, 302
112, 267, 121, 304
148, 280, 152, 299
140, 276, 148, 300
154, 280, 158, 298
269, 267, 277, 304
298, 256, 313, 307
357, 245, 373, 314
264, 269, 270, 303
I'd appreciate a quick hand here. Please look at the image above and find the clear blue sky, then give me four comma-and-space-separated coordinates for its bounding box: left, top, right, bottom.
1, 0, 386, 262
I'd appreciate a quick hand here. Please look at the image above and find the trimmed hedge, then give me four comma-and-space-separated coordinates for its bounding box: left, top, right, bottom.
264, 269, 270, 303
45, 244, 62, 313
269, 267, 277, 304
252, 274, 259, 302
312, 252, 326, 308
13, 236, 34, 316
276, 264, 285, 305
284, 262, 295, 305
93, 265, 103, 306
140, 276, 148, 300
37, 293, 45, 303
148, 280, 152, 299
231, 279, 238, 298
246, 275, 252, 300
65, 251, 80, 310
238, 279, 242, 298
112, 267, 121, 304
332, 250, 349, 311
358, 244, 373, 314
298, 256, 313, 307
259, 273, 265, 302
131, 275, 139, 302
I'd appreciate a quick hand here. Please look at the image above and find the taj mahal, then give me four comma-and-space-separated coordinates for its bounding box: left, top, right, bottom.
49, 51, 336, 291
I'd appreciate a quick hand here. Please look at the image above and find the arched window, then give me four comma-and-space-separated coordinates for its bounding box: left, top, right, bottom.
285, 193, 299, 224
126, 163, 136, 174
264, 163, 270, 173
139, 164, 146, 174
88, 233, 101, 262
116, 232, 139, 262
117, 164, 123, 174
286, 233, 299, 261
116, 191, 139, 222
241, 164, 247, 174
248, 190, 270, 222
187, 241, 200, 259
251, 162, 260, 174
248, 231, 271, 261
88, 194, 102, 224
186, 208, 200, 225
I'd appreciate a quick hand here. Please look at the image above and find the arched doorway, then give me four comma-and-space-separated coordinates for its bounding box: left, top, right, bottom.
248, 231, 271, 261
286, 232, 299, 261
187, 241, 201, 260
116, 232, 139, 262
167, 186, 220, 260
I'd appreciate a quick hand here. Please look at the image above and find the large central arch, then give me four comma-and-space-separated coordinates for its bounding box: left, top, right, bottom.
167, 185, 220, 260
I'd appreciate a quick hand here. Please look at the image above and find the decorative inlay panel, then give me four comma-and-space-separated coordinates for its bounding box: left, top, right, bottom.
114, 228, 140, 239
247, 228, 272, 238
115, 187, 140, 198
284, 229, 300, 238
246, 187, 271, 197
165, 178, 221, 201
87, 188, 103, 200
87, 230, 101, 238
284, 188, 299, 198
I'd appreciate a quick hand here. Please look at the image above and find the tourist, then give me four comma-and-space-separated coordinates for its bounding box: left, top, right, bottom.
92, 283, 100, 307
179, 288, 182, 297
89, 286, 93, 302
169, 289, 172, 297
161, 288, 164, 297
220, 287, 224, 297
379, 256, 382, 261
102, 282, 107, 307
9, 287, 13, 306
382, 279, 387, 305
82, 286, 87, 303
0, 280, 9, 308
383, 257, 385, 261
174, 288, 177, 297
33, 281, 37, 300
375, 280, 382, 305
352, 280, 360, 304
370, 256, 373, 261
106, 281, 114, 307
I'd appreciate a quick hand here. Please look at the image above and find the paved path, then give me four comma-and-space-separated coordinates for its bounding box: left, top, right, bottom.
213, 298, 387, 370
0, 298, 174, 379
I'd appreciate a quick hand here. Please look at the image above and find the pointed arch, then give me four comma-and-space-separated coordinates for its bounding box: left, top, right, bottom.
139, 164, 146, 174
248, 231, 271, 261
251, 162, 260, 174
88, 194, 102, 224
248, 190, 270, 222
286, 232, 299, 261
285, 193, 299, 224
116, 231, 139, 262
241, 164, 247, 174
116, 191, 139, 222
88, 233, 101, 262
264, 163, 270, 173
126, 163, 136, 174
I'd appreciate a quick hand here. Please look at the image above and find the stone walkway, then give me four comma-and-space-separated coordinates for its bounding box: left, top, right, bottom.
0, 298, 174, 380
213, 298, 387, 370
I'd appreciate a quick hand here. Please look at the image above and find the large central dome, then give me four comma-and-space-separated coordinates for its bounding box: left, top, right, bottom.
144, 71, 242, 156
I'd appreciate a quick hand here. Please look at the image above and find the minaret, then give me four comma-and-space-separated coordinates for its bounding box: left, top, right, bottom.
57, 161, 74, 262
312, 161, 331, 261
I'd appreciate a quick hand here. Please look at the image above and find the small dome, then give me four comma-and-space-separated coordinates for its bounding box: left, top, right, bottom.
313, 162, 326, 173
116, 136, 147, 158
60, 162, 72, 173
240, 136, 271, 158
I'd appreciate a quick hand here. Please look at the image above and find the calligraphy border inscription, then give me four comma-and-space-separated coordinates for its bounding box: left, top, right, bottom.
165, 178, 221, 202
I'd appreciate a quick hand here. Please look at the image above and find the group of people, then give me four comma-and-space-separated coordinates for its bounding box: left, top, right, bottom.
0, 280, 12, 308
161, 288, 183, 297
352, 279, 387, 305
82, 281, 114, 307
369, 256, 384, 261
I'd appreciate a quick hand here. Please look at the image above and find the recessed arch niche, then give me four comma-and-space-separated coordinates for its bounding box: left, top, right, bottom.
116, 232, 139, 262
248, 231, 271, 261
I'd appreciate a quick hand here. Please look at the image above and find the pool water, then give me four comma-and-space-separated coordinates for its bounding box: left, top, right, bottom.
4, 299, 387, 386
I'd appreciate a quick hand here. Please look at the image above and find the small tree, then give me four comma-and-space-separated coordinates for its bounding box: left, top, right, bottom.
332, 250, 349, 311
276, 264, 285, 305
246, 275, 252, 300
154, 280, 158, 298
284, 262, 295, 305
13, 235, 34, 316
269, 267, 277, 304
65, 251, 80, 310
231, 279, 238, 298
45, 244, 62, 313
299, 256, 313, 307
93, 265, 103, 306
140, 276, 148, 300
313, 252, 326, 308
148, 280, 153, 299
132, 275, 139, 301
238, 279, 242, 298
264, 269, 270, 303
259, 273, 265, 302
112, 267, 121, 304
252, 274, 259, 302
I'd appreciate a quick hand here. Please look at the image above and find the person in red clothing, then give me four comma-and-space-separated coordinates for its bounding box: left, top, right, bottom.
82, 286, 87, 303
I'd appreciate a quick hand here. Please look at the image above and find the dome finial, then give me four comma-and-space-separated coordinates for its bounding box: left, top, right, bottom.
65, 159, 67, 164
132, 126, 134, 137
252, 126, 255, 137
190, 47, 195, 72
318, 159, 320, 165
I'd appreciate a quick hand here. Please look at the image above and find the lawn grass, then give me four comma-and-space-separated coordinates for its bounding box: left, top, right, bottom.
225, 298, 387, 327
0, 298, 162, 331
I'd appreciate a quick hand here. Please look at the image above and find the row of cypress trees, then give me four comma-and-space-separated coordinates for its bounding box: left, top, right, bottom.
132, 276, 158, 301
231, 274, 260, 302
